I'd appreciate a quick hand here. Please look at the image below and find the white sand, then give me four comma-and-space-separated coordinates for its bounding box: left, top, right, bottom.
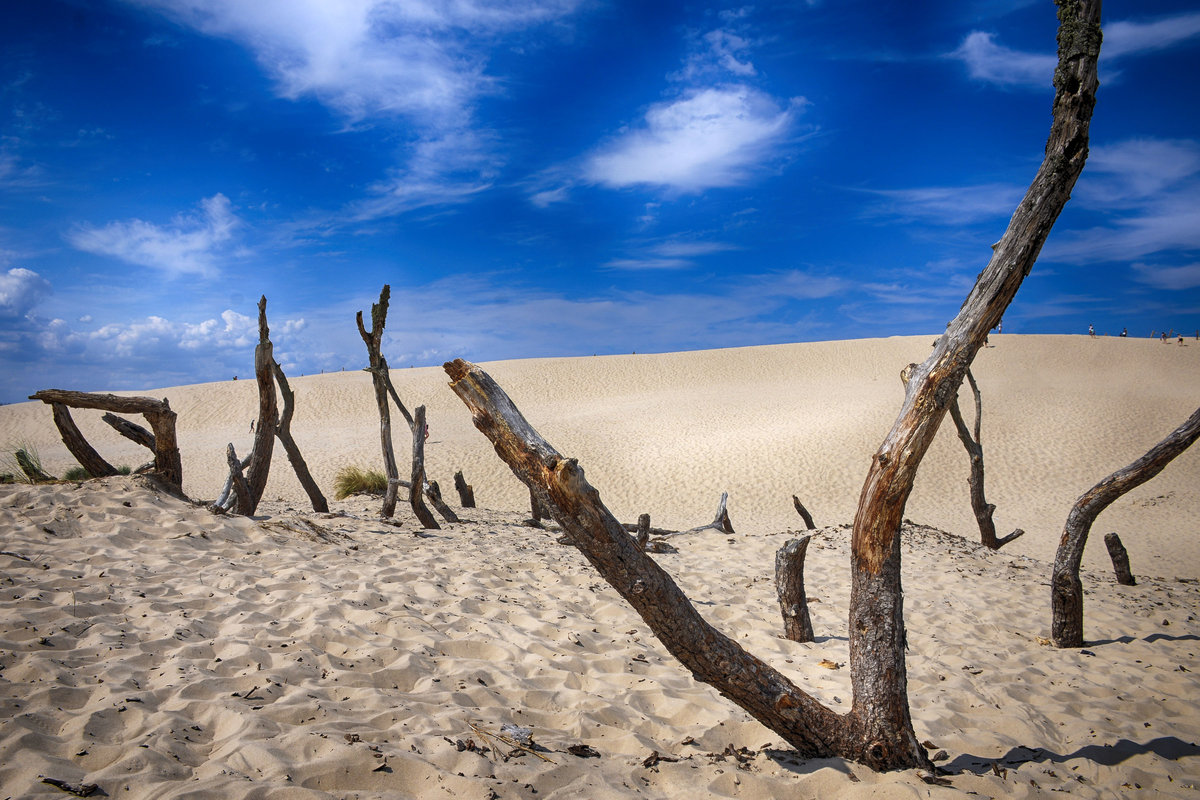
1, 334, 1198, 797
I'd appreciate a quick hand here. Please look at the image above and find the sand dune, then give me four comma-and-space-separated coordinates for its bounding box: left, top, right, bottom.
1, 334, 1198, 798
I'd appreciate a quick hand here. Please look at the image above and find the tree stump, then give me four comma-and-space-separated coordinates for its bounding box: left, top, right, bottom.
1103, 532, 1136, 586
776, 536, 815, 643
453, 470, 476, 507
426, 479, 460, 523
409, 405, 439, 529
635, 513, 651, 550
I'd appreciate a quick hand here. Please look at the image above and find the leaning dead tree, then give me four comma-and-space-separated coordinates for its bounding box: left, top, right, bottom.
50, 402, 118, 479
1103, 532, 1136, 586
1051, 404, 1200, 647
409, 405, 440, 528
902, 364, 1023, 549
271, 360, 328, 513
792, 495, 816, 530
29, 390, 183, 493
444, 0, 1100, 771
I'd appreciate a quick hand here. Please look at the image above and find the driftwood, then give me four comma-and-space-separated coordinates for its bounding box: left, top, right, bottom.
271, 360, 328, 512
444, 0, 1101, 770
29, 390, 182, 492
1052, 405, 1200, 646
1103, 532, 1136, 586
102, 413, 155, 450
426, 479, 460, 523
357, 285, 403, 518
15, 449, 54, 483
214, 453, 253, 511
792, 495, 816, 530
51, 403, 118, 478
776, 536, 815, 643
409, 405, 439, 529
453, 470, 476, 508
618, 493, 735, 537
214, 443, 252, 515
238, 296, 278, 515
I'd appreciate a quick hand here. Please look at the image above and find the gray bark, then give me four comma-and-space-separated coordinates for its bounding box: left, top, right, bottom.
776, 536, 815, 643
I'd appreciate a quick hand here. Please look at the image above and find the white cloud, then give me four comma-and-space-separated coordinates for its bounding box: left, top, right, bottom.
68, 194, 239, 278
0, 267, 52, 320
1132, 262, 1200, 291
1103, 12, 1200, 58
1080, 138, 1200, 204
948, 31, 1057, 88
584, 86, 799, 191
864, 183, 1027, 225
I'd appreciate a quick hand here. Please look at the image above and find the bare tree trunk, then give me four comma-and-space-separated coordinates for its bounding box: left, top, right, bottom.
239, 296, 278, 515
215, 453, 253, 511
635, 513, 651, 550
792, 495, 816, 530
453, 470, 476, 507
357, 285, 401, 518
446, 0, 1099, 772
51, 403, 117, 478
1103, 532, 1136, 586
213, 443, 251, 515
102, 413, 155, 450
425, 480, 460, 523
528, 485, 550, 525
1052, 405, 1200, 646
271, 360, 328, 512
776, 536, 815, 643
409, 405, 439, 529
29, 391, 183, 493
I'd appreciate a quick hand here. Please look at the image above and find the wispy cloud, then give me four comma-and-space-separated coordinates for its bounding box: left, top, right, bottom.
68, 193, 239, 278
949, 10, 1200, 88
862, 183, 1026, 225
584, 86, 800, 192
1132, 262, 1200, 291
602, 238, 739, 270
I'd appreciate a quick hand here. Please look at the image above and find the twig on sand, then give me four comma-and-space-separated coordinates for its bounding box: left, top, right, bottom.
467, 721, 555, 763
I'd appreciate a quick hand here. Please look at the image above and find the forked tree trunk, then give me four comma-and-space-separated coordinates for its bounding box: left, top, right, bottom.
1051, 405, 1200, 646
51, 402, 118, 478
1103, 532, 1136, 586
29, 391, 183, 493
238, 296, 278, 515
409, 405, 439, 529
444, 0, 1100, 771
792, 495, 816, 530
215, 443, 251, 515
271, 360, 328, 512
776, 536, 815, 643
453, 470, 476, 507
357, 285, 402, 518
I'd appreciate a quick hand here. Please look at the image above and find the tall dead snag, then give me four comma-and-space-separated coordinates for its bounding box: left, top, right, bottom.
51, 403, 118, 478
237, 296, 278, 516
792, 495, 816, 530
357, 285, 403, 518
902, 365, 1022, 549
29, 391, 183, 493
446, 0, 1101, 771
1052, 405, 1200, 647
271, 360, 328, 513
1103, 533, 1136, 586
409, 405, 440, 529
454, 470, 476, 507
776, 536, 815, 643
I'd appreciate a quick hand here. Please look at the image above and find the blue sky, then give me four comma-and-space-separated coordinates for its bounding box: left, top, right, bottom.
2, 0, 1199, 402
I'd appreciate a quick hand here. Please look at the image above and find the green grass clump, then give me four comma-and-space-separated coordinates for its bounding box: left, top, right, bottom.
333, 465, 388, 499
0, 441, 51, 484
63, 466, 92, 481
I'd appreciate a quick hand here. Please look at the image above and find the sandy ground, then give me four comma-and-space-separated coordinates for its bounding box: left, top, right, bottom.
0, 334, 1198, 797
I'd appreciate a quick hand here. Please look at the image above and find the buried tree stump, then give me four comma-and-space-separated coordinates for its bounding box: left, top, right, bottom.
776, 536, 815, 643
1103, 532, 1136, 586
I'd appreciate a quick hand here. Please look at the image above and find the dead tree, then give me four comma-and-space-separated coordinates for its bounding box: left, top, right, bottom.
1103, 532, 1136, 586
776, 536, 815, 643
1052, 405, 1200, 647
357, 286, 403, 518
792, 495, 816, 530
212, 443, 251, 515
102, 413, 155, 450
409, 405, 439, 528
29, 390, 183, 493
14, 449, 54, 483
690, 492, 734, 533
635, 513, 651, 550
237, 296, 278, 516
902, 364, 1022, 550
426, 480, 460, 523
50, 403, 118, 478
271, 360, 328, 513
453, 470, 476, 507
443, 0, 1100, 769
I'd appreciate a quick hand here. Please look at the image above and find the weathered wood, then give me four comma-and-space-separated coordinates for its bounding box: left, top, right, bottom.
271, 360, 328, 513
15, 449, 54, 483
792, 495, 816, 530
101, 413, 155, 450
1103, 532, 1136, 586
635, 513, 651, 550
357, 285, 402, 518
215, 443, 251, 516
446, 0, 1100, 772
529, 485, 551, 525
426, 479, 460, 523
51, 402, 118, 478
776, 536, 815, 643
453, 470, 476, 507
409, 405, 439, 529
239, 296, 278, 515
1052, 405, 1200, 646
29, 390, 182, 492
214, 453, 253, 511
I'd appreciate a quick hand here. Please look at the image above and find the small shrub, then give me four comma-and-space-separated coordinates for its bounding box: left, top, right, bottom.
63, 466, 92, 481
117, 465, 133, 475
334, 465, 388, 499
0, 441, 50, 484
